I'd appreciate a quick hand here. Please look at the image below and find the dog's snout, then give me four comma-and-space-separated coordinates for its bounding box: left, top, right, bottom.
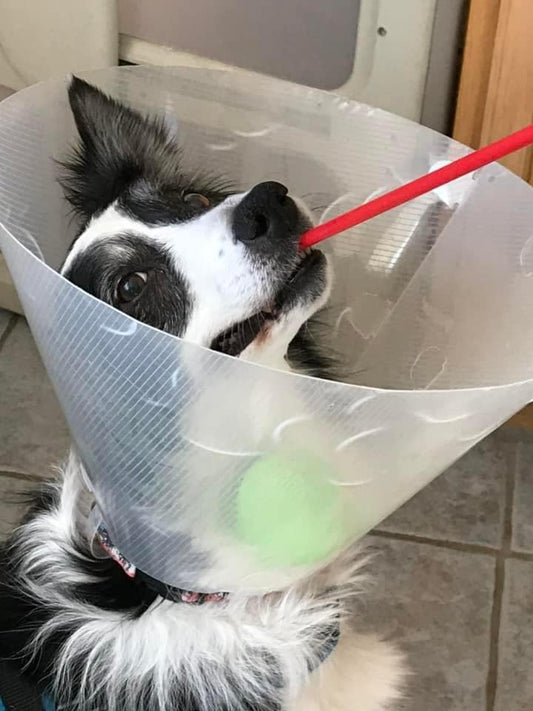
232, 181, 299, 244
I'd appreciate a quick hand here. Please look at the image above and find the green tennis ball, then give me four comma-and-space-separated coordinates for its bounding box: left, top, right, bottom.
235, 451, 344, 567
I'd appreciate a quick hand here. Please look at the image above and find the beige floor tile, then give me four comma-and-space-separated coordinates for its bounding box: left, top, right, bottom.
0, 473, 36, 539
359, 536, 495, 711
512, 439, 533, 552
379, 432, 512, 547
0, 308, 12, 339
495, 558, 533, 710
0, 319, 69, 476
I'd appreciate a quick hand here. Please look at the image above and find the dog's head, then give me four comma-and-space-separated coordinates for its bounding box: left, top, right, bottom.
60, 78, 331, 369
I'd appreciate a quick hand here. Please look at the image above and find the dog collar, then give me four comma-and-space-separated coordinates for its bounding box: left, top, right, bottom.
92, 520, 229, 605
90, 514, 340, 666
91, 519, 339, 671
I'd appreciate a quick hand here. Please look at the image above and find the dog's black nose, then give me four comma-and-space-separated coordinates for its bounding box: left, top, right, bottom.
232, 181, 299, 244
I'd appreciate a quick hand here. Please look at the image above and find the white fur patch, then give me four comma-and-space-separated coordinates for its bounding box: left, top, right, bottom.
12, 455, 405, 711
61, 194, 330, 360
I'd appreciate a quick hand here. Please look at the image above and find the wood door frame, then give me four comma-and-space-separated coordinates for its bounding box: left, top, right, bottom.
454, 0, 533, 182
454, 0, 533, 429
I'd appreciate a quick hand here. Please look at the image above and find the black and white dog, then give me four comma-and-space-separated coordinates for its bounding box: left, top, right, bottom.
0, 78, 404, 711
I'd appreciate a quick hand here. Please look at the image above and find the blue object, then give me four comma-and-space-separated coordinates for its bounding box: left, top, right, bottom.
0, 693, 54, 710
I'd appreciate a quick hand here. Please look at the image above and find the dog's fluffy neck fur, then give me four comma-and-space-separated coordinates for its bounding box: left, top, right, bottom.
0, 452, 366, 711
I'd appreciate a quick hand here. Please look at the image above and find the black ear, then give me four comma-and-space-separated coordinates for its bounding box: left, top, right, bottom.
59, 76, 180, 220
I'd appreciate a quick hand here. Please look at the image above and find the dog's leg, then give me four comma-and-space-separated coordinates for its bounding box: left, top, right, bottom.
289, 628, 406, 711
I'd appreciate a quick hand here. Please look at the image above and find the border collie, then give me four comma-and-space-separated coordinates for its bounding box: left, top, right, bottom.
0, 77, 405, 711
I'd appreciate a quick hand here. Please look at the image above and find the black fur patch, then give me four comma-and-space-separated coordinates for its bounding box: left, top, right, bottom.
63, 233, 193, 337
0, 491, 283, 711
288, 320, 342, 380
59, 77, 231, 227
59, 78, 338, 380
0, 490, 155, 695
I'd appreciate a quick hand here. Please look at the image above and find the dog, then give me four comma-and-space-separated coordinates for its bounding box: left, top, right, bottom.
0, 77, 405, 711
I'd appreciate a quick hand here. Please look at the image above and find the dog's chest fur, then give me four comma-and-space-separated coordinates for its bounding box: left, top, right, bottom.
0, 454, 356, 711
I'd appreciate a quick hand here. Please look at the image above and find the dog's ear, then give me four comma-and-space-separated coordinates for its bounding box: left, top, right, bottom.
59, 76, 180, 220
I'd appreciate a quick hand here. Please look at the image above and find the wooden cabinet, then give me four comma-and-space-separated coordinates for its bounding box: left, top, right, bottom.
454, 0, 533, 428
454, 0, 533, 182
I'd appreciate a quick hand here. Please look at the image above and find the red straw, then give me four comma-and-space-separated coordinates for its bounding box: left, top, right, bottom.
299, 124, 533, 249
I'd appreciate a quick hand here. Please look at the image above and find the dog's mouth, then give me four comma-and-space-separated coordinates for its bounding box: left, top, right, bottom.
211, 249, 326, 357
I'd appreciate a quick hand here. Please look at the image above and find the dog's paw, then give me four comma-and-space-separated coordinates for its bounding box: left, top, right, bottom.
290, 631, 407, 711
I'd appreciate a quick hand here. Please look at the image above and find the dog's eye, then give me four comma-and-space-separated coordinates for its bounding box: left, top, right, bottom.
183, 192, 210, 209
116, 272, 148, 304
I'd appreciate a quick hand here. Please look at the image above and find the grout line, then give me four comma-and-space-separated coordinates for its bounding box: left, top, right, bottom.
0, 313, 18, 353
485, 439, 517, 711
508, 550, 533, 562
502, 447, 516, 553
370, 529, 499, 556
486, 556, 505, 711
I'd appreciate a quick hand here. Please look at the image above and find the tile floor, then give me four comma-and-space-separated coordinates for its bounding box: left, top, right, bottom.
0, 86, 14, 102
0, 309, 532, 710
